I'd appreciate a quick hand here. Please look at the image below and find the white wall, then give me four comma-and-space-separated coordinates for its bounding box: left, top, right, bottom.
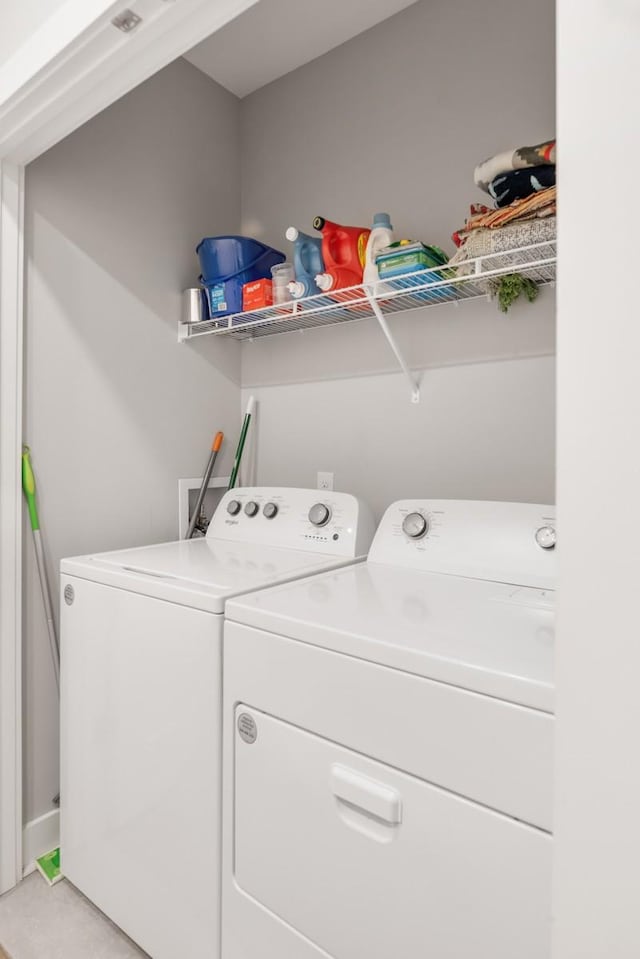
553, 1, 640, 956
238, 0, 556, 507
0, 0, 71, 66
23, 58, 241, 824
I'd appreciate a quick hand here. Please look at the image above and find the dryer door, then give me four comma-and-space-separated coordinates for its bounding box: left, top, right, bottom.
233, 705, 551, 959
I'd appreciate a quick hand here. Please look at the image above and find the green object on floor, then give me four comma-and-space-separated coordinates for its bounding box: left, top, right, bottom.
35, 847, 62, 886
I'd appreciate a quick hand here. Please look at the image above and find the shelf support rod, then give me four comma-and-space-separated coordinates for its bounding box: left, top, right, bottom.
177, 320, 189, 343
365, 289, 420, 403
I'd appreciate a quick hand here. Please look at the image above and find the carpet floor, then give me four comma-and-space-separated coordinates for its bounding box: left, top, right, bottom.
0, 874, 147, 959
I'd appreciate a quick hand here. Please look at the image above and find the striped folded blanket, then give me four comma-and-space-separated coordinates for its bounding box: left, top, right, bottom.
474, 140, 556, 193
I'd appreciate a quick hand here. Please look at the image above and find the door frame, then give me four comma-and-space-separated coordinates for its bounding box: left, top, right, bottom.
0, 159, 24, 895
0, 0, 257, 894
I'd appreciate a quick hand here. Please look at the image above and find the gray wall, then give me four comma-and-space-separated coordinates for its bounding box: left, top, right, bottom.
242, 355, 555, 519
23, 59, 241, 823
238, 0, 556, 509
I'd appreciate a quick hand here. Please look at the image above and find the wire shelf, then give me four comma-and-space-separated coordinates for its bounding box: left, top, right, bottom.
178, 240, 556, 343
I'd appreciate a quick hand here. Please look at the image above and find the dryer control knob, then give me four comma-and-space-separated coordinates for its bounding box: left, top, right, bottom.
309, 503, 331, 527
263, 502, 278, 520
535, 525, 556, 550
402, 512, 428, 539
227, 500, 241, 516
244, 501, 259, 517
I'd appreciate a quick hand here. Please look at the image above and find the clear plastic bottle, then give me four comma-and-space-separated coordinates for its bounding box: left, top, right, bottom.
271, 262, 295, 304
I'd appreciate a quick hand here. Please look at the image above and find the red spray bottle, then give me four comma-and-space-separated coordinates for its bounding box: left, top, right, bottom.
313, 216, 371, 292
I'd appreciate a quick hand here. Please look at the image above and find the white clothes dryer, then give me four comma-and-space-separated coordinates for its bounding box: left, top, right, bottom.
222, 499, 556, 959
60, 487, 374, 959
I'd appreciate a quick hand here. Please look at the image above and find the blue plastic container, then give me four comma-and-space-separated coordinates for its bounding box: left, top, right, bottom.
285, 227, 324, 298
196, 235, 285, 317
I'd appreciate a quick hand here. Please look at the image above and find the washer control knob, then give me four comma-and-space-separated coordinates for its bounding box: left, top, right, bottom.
244, 501, 259, 517
402, 512, 428, 539
227, 500, 241, 516
309, 503, 331, 527
263, 502, 278, 520
535, 525, 556, 550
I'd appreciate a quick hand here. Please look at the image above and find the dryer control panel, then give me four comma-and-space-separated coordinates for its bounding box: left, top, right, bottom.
208, 488, 375, 558
368, 500, 556, 590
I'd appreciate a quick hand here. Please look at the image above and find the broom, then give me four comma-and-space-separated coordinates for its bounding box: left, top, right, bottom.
22, 447, 62, 885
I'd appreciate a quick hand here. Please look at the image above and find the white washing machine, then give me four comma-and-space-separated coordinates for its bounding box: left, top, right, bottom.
60, 487, 374, 959
222, 499, 556, 959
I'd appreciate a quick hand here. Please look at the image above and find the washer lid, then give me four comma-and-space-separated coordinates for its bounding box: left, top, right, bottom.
225, 562, 555, 712
61, 538, 362, 614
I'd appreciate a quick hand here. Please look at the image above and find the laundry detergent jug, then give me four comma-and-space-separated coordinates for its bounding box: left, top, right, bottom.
313, 216, 370, 292
363, 212, 394, 286
285, 227, 325, 298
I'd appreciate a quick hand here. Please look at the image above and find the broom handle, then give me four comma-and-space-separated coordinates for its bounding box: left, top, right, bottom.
186, 432, 224, 539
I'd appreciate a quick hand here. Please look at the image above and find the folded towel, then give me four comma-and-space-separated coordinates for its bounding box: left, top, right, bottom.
453, 186, 557, 245
489, 165, 556, 208
475, 140, 556, 193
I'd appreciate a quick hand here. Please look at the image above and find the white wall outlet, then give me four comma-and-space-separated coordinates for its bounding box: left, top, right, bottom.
317, 471, 334, 491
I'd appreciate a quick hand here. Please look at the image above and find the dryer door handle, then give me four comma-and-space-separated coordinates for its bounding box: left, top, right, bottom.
330, 764, 402, 825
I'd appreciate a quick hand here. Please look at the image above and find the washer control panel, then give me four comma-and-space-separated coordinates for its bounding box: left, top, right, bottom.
208, 488, 375, 558
368, 500, 557, 590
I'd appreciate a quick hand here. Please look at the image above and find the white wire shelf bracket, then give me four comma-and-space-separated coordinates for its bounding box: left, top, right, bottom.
178, 240, 556, 402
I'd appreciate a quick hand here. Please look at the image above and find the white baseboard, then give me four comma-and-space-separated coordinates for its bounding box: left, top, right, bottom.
22, 808, 59, 877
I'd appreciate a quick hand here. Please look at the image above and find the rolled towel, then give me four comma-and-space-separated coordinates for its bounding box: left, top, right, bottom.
489, 165, 556, 208
475, 139, 556, 193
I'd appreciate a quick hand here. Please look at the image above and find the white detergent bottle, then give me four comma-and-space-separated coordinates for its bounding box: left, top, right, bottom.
363, 212, 394, 287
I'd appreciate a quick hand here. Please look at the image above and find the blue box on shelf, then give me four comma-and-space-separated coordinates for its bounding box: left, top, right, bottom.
376, 242, 456, 302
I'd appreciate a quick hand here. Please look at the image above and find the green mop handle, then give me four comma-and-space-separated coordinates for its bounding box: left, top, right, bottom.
228, 396, 255, 490
22, 445, 60, 695
22, 446, 40, 531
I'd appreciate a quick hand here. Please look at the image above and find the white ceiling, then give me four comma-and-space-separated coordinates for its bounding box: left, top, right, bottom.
184, 0, 419, 98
